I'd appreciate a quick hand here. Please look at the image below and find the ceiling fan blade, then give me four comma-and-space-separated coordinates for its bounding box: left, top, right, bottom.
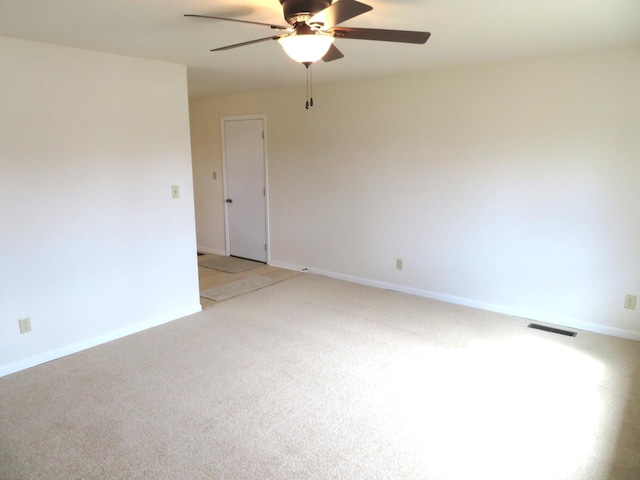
322, 44, 345, 62
184, 14, 290, 31
211, 35, 283, 52
329, 27, 430, 44
307, 0, 372, 29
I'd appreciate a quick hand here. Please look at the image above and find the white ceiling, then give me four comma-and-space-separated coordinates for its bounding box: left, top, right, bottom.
1, 0, 639, 98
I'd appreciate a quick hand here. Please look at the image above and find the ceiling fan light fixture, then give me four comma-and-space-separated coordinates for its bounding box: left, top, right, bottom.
278, 33, 335, 64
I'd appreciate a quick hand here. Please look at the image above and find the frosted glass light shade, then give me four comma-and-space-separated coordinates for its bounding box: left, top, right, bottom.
278, 34, 335, 64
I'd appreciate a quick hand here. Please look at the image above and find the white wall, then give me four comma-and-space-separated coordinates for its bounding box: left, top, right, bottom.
0, 37, 201, 376
190, 45, 640, 340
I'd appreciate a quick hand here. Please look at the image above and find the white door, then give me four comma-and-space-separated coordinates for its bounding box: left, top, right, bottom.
222, 116, 268, 262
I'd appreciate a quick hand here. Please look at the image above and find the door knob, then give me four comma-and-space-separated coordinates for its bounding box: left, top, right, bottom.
226, 198, 233, 203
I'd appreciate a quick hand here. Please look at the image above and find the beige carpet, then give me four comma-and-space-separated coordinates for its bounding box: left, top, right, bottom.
198, 255, 261, 273
200, 274, 282, 301
1, 274, 639, 480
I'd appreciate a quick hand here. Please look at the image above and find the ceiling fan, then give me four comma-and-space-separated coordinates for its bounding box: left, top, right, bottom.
185, 0, 431, 107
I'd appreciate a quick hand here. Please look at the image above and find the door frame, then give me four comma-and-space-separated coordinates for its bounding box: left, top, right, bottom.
220, 114, 270, 263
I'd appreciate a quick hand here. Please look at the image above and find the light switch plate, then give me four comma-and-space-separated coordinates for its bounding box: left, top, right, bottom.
171, 185, 180, 199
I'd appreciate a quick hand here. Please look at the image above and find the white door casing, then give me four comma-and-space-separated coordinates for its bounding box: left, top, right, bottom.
221, 115, 269, 262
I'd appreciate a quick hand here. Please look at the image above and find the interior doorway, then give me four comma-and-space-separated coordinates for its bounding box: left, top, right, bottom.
221, 115, 269, 262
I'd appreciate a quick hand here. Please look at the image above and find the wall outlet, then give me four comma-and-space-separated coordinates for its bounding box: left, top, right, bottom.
624, 294, 637, 310
396, 258, 403, 270
19, 317, 32, 334
171, 185, 180, 199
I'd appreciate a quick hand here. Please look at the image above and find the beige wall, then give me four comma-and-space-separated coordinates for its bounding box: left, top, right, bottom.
0, 37, 201, 376
189, 45, 640, 339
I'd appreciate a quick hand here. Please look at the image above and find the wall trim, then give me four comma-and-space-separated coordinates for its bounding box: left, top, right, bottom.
268, 259, 309, 272
0, 304, 202, 378
271, 260, 640, 342
197, 246, 227, 255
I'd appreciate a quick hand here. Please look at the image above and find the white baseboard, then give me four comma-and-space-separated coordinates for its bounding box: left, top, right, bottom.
197, 246, 227, 256
0, 304, 202, 378
7, 264, 634, 379
301, 266, 640, 342
268, 259, 309, 272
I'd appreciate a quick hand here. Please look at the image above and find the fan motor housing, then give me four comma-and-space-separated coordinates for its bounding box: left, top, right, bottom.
280, 0, 331, 25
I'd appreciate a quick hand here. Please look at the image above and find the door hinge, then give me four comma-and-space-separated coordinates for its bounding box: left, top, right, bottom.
263, 188, 266, 196
264, 243, 267, 252
262, 131, 264, 139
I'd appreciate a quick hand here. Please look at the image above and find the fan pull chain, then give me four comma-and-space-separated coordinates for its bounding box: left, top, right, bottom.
310, 65, 314, 107
305, 64, 310, 109
304, 62, 314, 110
